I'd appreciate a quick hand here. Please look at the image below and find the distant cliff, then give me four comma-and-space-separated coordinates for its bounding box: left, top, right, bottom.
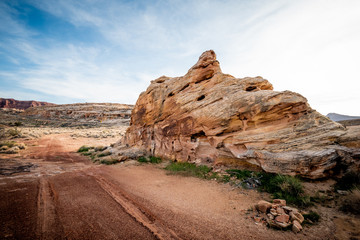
22, 103, 134, 126
0, 98, 55, 110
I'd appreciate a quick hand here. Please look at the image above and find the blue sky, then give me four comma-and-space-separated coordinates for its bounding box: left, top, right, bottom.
1, 0, 360, 115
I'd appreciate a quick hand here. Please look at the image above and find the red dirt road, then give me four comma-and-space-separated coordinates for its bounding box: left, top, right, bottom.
0, 134, 336, 239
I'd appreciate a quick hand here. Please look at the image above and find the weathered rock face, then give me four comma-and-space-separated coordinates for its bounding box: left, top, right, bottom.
0, 98, 55, 110
121, 50, 358, 179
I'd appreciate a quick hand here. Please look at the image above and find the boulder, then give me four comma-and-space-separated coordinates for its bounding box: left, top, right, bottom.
276, 207, 285, 215
275, 214, 290, 223
119, 50, 359, 179
255, 200, 272, 213
270, 208, 278, 216
275, 221, 291, 228
273, 199, 286, 206
290, 211, 304, 223
267, 219, 291, 229
292, 220, 303, 233
283, 206, 298, 213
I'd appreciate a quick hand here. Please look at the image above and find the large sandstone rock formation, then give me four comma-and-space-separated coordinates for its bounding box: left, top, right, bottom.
120, 50, 359, 179
0, 98, 55, 110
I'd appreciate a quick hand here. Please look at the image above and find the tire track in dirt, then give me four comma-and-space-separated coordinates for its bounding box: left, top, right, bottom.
36, 177, 64, 240
27, 135, 75, 163
86, 172, 181, 240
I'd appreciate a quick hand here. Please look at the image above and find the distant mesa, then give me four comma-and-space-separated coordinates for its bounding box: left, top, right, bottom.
326, 113, 360, 122
21, 103, 134, 127
0, 98, 55, 110
116, 50, 360, 179
0, 97, 134, 127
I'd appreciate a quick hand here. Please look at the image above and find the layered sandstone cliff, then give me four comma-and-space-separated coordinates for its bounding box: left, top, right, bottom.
0, 98, 55, 110
119, 50, 359, 179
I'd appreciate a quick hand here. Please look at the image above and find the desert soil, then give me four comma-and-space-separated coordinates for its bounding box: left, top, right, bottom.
0, 132, 355, 240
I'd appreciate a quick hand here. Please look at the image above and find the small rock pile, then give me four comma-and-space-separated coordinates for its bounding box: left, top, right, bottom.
254, 199, 304, 233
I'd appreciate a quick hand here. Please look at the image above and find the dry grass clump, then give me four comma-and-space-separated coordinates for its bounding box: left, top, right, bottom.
340, 188, 360, 215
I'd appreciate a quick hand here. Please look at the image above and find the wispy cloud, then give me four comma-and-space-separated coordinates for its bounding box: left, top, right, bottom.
0, 0, 359, 115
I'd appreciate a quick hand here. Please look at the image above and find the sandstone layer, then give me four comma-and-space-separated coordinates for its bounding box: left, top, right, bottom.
0, 98, 55, 110
120, 50, 359, 179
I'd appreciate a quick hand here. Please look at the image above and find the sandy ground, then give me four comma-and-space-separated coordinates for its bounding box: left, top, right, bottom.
0, 132, 356, 239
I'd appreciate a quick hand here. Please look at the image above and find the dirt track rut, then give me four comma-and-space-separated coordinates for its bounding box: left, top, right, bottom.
87, 172, 180, 240
37, 177, 63, 240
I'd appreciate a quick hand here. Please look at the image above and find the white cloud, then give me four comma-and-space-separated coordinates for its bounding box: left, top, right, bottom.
220, 0, 360, 115
8, 43, 149, 104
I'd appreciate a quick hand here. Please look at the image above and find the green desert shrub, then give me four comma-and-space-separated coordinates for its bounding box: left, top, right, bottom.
226, 169, 253, 180
259, 173, 311, 207
149, 156, 162, 163
138, 156, 148, 163
90, 155, 97, 162
207, 172, 220, 180
220, 174, 231, 183
262, 174, 303, 196
165, 162, 211, 179
100, 159, 118, 165
77, 145, 91, 152
81, 152, 93, 156
97, 151, 112, 157
213, 169, 310, 207
137, 156, 162, 164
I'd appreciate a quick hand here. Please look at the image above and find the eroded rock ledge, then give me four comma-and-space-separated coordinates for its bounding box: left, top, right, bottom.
117, 50, 359, 179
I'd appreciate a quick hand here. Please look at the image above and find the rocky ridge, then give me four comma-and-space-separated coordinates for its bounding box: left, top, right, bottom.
117, 50, 359, 179
0, 98, 55, 110
21, 103, 133, 127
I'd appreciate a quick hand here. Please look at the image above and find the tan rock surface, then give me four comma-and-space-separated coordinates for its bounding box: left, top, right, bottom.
255, 200, 272, 213
119, 50, 359, 179
275, 214, 290, 224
